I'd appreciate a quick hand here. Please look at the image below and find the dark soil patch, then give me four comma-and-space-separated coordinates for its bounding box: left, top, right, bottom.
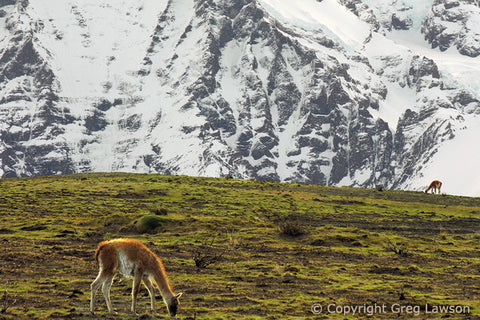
319, 216, 480, 235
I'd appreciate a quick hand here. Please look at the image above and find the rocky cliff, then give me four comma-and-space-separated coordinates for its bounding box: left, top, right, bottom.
1, 0, 479, 194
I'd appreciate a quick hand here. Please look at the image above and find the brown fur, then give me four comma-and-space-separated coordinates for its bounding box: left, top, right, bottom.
90, 238, 182, 317
94, 240, 108, 263
425, 180, 442, 194
94, 239, 171, 289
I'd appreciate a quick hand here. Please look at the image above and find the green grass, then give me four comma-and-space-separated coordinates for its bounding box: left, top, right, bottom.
0, 173, 479, 319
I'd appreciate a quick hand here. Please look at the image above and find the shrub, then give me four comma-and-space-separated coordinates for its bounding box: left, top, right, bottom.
407, 264, 420, 273
191, 238, 228, 269
276, 214, 308, 237
384, 239, 409, 256
438, 232, 448, 240
136, 214, 169, 234
1, 290, 16, 313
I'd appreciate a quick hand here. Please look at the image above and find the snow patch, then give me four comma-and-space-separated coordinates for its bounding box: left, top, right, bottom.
27, 0, 168, 98
258, 0, 371, 50
408, 115, 480, 197
369, 81, 416, 131
388, 29, 480, 99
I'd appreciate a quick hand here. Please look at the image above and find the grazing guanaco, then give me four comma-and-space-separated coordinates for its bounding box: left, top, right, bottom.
425, 180, 442, 194
90, 238, 182, 317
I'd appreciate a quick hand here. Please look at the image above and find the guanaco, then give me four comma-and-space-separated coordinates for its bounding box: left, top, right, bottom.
425, 180, 442, 194
90, 238, 182, 317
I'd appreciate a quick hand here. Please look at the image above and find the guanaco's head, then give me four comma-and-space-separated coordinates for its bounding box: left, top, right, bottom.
167, 292, 183, 318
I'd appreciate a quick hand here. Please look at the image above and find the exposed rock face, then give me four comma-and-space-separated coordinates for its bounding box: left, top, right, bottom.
338, 0, 381, 31
0, 4, 76, 177
340, 0, 414, 31
422, 0, 480, 57
0, 0, 479, 192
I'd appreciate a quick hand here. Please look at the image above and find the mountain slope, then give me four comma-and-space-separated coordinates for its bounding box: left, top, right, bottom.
1, 0, 480, 196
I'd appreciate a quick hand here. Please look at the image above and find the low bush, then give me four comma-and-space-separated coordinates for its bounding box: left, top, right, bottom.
384, 239, 409, 256
276, 214, 308, 237
135, 214, 169, 234
190, 237, 229, 269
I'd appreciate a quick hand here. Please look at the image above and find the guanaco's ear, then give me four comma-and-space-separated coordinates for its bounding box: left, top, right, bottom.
175, 292, 183, 299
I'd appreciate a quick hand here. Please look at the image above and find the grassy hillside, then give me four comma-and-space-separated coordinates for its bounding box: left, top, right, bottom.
0, 173, 479, 319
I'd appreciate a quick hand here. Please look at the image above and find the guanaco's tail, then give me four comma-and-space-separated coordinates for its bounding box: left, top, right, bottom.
94, 240, 110, 264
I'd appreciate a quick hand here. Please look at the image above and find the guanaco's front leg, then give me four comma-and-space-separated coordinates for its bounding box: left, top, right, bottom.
131, 271, 142, 314
143, 275, 157, 315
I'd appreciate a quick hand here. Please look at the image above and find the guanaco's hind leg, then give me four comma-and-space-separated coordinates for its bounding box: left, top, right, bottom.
90, 271, 103, 313
102, 275, 114, 312
90, 271, 114, 313
143, 275, 156, 315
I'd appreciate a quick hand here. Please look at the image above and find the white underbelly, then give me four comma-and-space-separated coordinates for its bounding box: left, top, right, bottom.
116, 250, 136, 278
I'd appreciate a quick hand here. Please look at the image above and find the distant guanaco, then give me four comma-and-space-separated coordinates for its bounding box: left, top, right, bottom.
90, 238, 182, 317
425, 180, 442, 194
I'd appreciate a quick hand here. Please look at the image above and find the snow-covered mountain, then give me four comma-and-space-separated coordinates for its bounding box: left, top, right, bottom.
1, 0, 480, 196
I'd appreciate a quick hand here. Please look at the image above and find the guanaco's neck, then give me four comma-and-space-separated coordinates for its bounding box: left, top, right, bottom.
152, 260, 175, 299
